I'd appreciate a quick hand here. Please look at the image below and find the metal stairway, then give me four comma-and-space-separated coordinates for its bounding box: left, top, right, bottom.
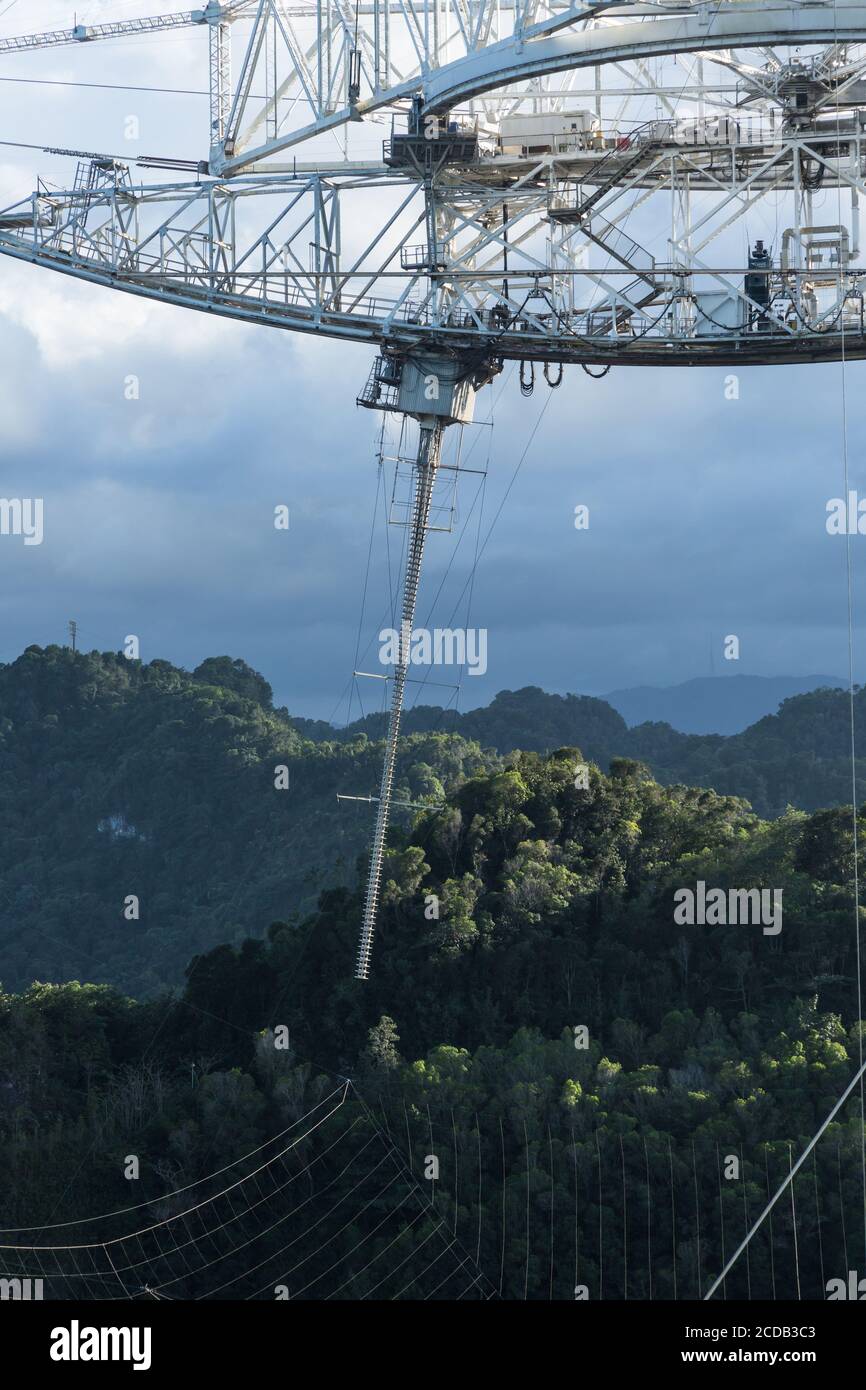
581, 213, 660, 300
549, 122, 665, 228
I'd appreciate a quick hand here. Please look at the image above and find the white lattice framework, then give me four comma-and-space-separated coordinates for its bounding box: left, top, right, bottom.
1, 3, 866, 364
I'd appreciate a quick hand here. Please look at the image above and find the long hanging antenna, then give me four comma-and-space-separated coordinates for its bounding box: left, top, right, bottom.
355, 419, 445, 979
352, 343, 499, 979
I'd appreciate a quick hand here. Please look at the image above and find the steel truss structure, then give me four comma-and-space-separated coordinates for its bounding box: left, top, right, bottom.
1, 0, 865, 971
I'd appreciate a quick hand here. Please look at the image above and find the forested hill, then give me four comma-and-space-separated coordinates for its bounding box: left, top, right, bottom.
295, 684, 630, 759
0, 645, 497, 996
0, 644, 863, 997
299, 680, 866, 817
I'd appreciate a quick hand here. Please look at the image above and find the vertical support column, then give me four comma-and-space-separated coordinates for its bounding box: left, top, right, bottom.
355, 419, 445, 980
373, 0, 382, 91
209, 17, 232, 156
792, 139, 803, 319
424, 177, 439, 273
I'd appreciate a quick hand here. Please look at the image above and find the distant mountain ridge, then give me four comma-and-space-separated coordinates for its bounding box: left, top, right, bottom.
603, 673, 846, 735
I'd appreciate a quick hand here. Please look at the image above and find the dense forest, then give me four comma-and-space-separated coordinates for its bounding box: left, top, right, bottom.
1, 646, 865, 1298
0, 644, 864, 997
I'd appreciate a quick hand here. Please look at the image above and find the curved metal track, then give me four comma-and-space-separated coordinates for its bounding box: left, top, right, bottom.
424, 1, 866, 110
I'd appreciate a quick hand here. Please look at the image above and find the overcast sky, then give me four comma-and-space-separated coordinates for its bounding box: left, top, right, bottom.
0, 2, 861, 718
